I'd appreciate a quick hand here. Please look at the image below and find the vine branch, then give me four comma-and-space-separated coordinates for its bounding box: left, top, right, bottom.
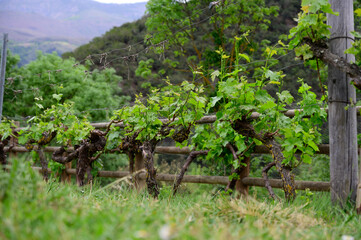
262, 161, 279, 200
304, 38, 361, 89
173, 150, 208, 195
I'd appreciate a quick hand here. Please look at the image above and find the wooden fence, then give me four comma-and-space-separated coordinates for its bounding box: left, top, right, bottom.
10, 143, 331, 192
9, 106, 361, 194
32, 166, 330, 191
9, 128, 338, 193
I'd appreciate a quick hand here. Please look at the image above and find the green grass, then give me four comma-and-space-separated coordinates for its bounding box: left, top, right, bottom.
0, 160, 360, 240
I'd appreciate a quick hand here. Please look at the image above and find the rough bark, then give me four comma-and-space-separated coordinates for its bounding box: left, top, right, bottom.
268, 139, 296, 201
232, 118, 296, 201
327, 0, 358, 206
173, 150, 208, 195
128, 151, 135, 174
53, 130, 106, 187
22, 131, 56, 180
142, 140, 159, 198
304, 38, 361, 90
171, 125, 190, 143
357, 149, 361, 214
76, 145, 88, 186
0, 137, 12, 172
77, 130, 106, 186
262, 162, 278, 200
38, 131, 57, 146
224, 144, 244, 194
0, 141, 6, 169
52, 146, 79, 164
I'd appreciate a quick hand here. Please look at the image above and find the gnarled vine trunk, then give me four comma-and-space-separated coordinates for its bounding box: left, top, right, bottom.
0, 138, 14, 171
77, 130, 106, 186
24, 132, 56, 181
173, 150, 208, 195
232, 118, 296, 201
52, 130, 106, 187
128, 151, 135, 173
266, 139, 296, 201
0, 140, 7, 170
52, 146, 79, 164
37, 148, 49, 181
76, 144, 89, 186
142, 140, 159, 198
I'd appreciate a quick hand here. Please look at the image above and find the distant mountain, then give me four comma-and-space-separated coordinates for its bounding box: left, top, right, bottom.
0, 0, 147, 65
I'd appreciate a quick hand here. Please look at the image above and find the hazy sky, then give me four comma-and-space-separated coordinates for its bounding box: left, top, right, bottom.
94, 0, 148, 3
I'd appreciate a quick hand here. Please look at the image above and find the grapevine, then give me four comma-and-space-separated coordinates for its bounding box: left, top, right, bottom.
3, 0, 359, 203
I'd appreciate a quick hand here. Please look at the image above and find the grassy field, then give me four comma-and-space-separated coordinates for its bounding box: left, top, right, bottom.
0, 160, 360, 240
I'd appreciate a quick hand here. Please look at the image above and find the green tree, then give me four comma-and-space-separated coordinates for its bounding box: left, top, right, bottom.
145, 0, 279, 86
4, 52, 129, 121
63, 17, 154, 99
2, 50, 20, 74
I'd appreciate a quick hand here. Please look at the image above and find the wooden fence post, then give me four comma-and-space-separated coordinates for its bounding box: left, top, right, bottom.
61, 162, 72, 183
357, 148, 361, 213
0, 33, 8, 121
60, 151, 71, 183
235, 157, 250, 197
328, 0, 358, 206
134, 152, 146, 190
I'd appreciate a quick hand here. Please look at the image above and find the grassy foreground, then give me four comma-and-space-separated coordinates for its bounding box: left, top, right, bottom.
0, 160, 360, 240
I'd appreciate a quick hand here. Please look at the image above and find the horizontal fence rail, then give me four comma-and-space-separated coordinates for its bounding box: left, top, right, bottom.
5, 144, 331, 155
32, 167, 330, 192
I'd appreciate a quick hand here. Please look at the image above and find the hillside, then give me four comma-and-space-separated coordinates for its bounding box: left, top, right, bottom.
64, 0, 322, 99
0, 0, 146, 65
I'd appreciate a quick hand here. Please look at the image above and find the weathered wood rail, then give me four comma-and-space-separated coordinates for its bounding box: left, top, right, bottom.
4, 144, 331, 155
32, 167, 330, 192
